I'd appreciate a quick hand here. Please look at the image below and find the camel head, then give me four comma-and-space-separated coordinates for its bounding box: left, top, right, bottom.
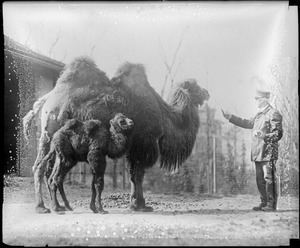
111, 62, 150, 88
181, 79, 210, 106
168, 79, 210, 110
110, 113, 134, 134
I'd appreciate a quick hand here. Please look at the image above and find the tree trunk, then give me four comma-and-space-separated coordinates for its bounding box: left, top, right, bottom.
112, 159, 118, 189
205, 104, 211, 194
122, 158, 126, 190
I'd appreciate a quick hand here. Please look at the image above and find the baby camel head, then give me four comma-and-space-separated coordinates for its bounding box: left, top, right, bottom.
110, 113, 134, 134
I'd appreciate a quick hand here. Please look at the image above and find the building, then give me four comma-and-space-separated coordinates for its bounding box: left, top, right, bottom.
4, 35, 65, 176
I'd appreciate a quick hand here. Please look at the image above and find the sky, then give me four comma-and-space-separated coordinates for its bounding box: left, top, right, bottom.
3, 1, 298, 121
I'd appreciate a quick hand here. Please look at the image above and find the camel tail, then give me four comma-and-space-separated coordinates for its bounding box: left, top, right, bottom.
22, 93, 50, 141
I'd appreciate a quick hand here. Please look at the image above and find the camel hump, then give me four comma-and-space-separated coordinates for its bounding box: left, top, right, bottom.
67, 56, 98, 72
111, 61, 151, 88
56, 56, 110, 87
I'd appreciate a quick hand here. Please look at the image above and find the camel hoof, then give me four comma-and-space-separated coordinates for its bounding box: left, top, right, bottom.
36, 206, 51, 214
65, 205, 73, 211
130, 205, 153, 212
98, 209, 108, 214
56, 211, 66, 215
90, 206, 98, 213
53, 206, 67, 213
90, 208, 108, 214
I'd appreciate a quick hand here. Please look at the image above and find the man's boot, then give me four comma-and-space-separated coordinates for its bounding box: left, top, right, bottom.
261, 204, 276, 212
252, 202, 267, 211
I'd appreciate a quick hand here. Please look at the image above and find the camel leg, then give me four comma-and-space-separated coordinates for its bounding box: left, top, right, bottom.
44, 175, 52, 201
49, 165, 63, 212
88, 152, 108, 214
90, 174, 97, 213
57, 168, 73, 211
34, 164, 51, 213
90, 172, 108, 214
45, 174, 65, 211
33, 112, 62, 214
129, 162, 153, 212
43, 150, 56, 202
53, 136, 75, 211
48, 156, 71, 212
33, 134, 51, 213
129, 164, 136, 202
127, 134, 158, 212
49, 182, 61, 212
45, 165, 65, 211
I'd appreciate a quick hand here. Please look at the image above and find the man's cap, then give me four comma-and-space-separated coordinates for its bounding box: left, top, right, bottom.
255, 89, 271, 99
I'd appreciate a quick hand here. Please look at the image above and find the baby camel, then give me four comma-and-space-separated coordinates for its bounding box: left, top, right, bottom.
42, 113, 134, 213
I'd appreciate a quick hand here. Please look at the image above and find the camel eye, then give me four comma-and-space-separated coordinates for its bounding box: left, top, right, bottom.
119, 119, 127, 126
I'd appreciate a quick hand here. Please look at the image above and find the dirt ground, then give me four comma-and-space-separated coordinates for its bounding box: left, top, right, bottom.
3, 176, 299, 246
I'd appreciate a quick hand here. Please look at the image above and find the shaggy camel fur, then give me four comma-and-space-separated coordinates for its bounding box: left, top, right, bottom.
42, 113, 134, 213
23, 56, 209, 214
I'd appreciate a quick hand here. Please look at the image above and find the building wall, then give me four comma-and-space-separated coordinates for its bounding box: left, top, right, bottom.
16, 61, 62, 176
4, 36, 65, 176
4, 51, 20, 174
35, 75, 54, 98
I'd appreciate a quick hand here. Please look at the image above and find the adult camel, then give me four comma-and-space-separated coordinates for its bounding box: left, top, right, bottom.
23, 57, 210, 213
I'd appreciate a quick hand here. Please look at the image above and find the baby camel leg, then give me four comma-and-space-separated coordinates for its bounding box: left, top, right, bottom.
48, 157, 62, 212
57, 164, 74, 211
88, 151, 108, 214
48, 155, 75, 212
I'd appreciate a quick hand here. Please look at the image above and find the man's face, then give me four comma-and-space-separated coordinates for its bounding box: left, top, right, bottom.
255, 97, 268, 108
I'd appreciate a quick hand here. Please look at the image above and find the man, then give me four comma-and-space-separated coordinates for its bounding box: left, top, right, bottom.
222, 89, 283, 212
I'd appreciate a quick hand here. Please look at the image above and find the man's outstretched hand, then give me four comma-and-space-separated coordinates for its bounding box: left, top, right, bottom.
221, 109, 232, 120
253, 130, 266, 139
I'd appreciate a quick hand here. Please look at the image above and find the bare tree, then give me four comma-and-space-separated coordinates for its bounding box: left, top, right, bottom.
90, 24, 113, 57
24, 22, 36, 47
23, 18, 46, 51
49, 29, 62, 58
159, 26, 190, 97
270, 57, 298, 172
25, 30, 33, 47
270, 57, 298, 195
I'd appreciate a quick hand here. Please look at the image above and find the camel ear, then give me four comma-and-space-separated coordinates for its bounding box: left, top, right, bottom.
85, 120, 101, 137
182, 79, 197, 90
197, 87, 209, 102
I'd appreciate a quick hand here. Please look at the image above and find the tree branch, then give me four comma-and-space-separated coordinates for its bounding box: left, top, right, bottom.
169, 25, 189, 71
24, 23, 35, 46
90, 24, 113, 57
158, 26, 189, 97
49, 29, 62, 58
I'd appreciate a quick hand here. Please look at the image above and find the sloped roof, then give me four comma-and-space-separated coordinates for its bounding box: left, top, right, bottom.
4, 35, 65, 71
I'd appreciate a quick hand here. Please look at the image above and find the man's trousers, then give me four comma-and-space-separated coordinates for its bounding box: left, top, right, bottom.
255, 160, 278, 209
